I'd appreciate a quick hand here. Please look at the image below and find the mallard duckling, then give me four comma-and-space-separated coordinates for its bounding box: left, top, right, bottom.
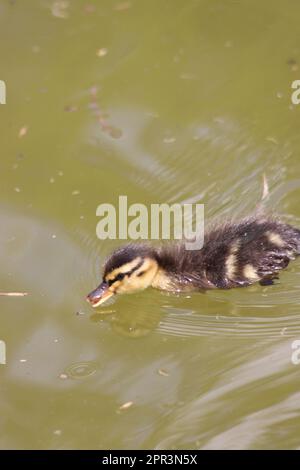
86, 216, 300, 307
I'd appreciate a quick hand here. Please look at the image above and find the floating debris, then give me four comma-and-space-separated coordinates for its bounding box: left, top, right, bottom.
119, 401, 133, 411
108, 126, 122, 139
90, 85, 99, 97
49, 177, 55, 184
51, 234, 57, 239
287, 58, 299, 72
19, 359, 27, 363
266, 136, 278, 145
0, 292, 28, 297
261, 173, 270, 201
84, 4, 96, 13
14, 187, 21, 193
58, 170, 64, 176
59, 373, 68, 380
99, 118, 123, 139
53, 429, 62, 436
72, 190, 80, 196
114, 2, 132, 11
163, 136, 176, 144
88, 102, 100, 110
97, 48, 108, 58
64, 105, 78, 112
76, 310, 86, 316
18, 126, 28, 138
51, 0, 70, 19
158, 369, 169, 377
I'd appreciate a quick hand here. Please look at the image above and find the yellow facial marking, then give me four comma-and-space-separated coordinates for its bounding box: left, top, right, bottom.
225, 240, 240, 279
105, 257, 159, 295
105, 257, 142, 281
266, 231, 285, 248
243, 263, 259, 281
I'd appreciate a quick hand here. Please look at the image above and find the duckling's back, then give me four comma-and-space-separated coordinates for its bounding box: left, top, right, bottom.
200, 217, 300, 288
158, 216, 300, 290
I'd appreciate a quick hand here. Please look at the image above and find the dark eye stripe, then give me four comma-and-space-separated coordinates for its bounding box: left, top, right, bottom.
108, 273, 124, 285
128, 259, 144, 275
107, 259, 145, 285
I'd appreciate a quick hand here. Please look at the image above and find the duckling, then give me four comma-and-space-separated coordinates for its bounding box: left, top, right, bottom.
86, 216, 300, 307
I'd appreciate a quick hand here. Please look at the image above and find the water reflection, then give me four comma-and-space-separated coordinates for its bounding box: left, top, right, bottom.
90, 293, 163, 338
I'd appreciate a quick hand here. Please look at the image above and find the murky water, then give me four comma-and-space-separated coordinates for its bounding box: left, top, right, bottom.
1, 0, 300, 450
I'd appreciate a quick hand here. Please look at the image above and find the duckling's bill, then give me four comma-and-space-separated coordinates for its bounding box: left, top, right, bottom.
86, 282, 114, 307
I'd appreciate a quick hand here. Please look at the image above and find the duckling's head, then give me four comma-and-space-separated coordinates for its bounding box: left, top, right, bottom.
86, 244, 159, 307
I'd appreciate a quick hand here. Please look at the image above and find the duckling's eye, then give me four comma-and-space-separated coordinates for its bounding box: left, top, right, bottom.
137, 271, 145, 277
107, 272, 126, 286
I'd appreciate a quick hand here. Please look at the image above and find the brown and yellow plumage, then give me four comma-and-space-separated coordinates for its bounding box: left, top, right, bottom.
86, 216, 300, 307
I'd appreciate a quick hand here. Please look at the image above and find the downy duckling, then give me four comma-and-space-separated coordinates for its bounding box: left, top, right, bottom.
86, 216, 300, 307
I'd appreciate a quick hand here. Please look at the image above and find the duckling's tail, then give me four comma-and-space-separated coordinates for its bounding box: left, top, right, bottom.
285, 223, 300, 255
294, 227, 300, 254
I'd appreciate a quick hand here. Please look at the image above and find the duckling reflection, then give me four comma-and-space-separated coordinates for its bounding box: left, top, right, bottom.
87, 216, 300, 307
90, 291, 162, 338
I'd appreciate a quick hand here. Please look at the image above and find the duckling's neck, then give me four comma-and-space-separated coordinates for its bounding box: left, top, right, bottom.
151, 243, 209, 292
151, 267, 176, 291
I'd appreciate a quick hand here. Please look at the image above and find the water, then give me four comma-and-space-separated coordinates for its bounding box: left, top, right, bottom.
1, 0, 300, 449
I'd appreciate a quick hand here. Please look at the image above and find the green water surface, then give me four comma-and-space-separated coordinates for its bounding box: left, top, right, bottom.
1, 0, 300, 450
